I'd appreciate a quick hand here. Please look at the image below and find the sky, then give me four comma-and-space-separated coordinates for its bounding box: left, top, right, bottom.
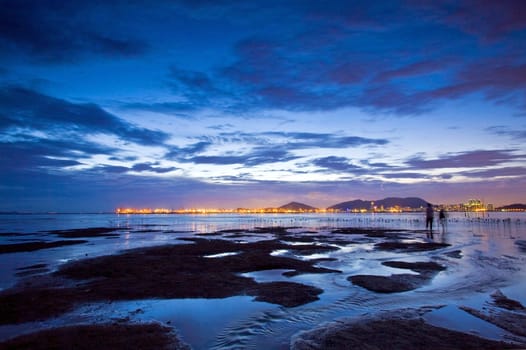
1, 0, 525, 212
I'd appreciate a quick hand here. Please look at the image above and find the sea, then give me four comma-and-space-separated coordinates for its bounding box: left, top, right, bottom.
1, 211, 525, 349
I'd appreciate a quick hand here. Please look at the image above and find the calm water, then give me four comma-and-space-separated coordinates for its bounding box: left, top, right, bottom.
1, 212, 526, 348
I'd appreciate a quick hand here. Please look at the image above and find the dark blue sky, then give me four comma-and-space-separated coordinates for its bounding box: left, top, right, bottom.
1, 0, 525, 211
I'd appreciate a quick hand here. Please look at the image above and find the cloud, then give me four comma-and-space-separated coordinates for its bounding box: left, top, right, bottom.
168, 130, 389, 169
373, 60, 450, 83
311, 156, 366, 173
406, 149, 521, 170
430, 0, 526, 41
131, 162, 179, 174
0, 168, 219, 212
3, 1, 525, 115
187, 147, 299, 166
486, 126, 526, 140
0, 138, 109, 173
462, 166, 526, 179
87, 163, 179, 175
360, 160, 396, 169
166, 141, 213, 160
169, 67, 220, 97
123, 101, 200, 114
0, 0, 148, 63
150, 1, 526, 115
0, 86, 170, 146
91, 165, 131, 174
220, 35, 364, 111
380, 172, 430, 180
0, 86, 175, 178
220, 131, 388, 149
412, 60, 526, 111
164, 131, 388, 166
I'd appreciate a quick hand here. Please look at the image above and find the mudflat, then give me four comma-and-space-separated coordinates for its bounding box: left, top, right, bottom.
1, 225, 525, 349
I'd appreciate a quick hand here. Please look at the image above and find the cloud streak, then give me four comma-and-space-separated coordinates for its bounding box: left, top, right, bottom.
406, 150, 521, 170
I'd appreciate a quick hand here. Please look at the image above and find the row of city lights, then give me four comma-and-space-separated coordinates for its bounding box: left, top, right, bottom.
115, 206, 428, 215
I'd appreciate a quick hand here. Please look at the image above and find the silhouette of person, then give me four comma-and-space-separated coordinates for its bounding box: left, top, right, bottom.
439, 209, 446, 233
425, 203, 434, 235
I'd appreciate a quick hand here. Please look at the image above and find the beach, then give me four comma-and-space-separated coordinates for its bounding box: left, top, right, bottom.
1, 212, 525, 349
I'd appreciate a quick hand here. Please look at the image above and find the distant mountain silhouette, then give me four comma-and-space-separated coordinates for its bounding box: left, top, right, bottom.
496, 203, 526, 210
279, 201, 317, 210
328, 199, 370, 211
328, 197, 428, 211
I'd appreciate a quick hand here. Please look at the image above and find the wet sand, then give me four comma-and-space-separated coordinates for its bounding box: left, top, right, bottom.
291, 310, 518, 350
1, 235, 339, 325
0, 240, 88, 254
1, 225, 525, 349
0, 323, 189, 350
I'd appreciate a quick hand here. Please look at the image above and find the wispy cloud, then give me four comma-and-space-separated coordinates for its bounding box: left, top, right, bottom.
461, 166, 526, 178
261, 132, 389, 149
311, 156, 367, 174
131, 162, 179, 174
187, 148, 299, 166
486, 126, 526, 140
406, 149, 522, 170
213, 131, 388, 150
165, 131, 388, 165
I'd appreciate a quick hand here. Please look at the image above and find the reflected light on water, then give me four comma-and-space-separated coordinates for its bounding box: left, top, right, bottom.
203, 252, 240, 258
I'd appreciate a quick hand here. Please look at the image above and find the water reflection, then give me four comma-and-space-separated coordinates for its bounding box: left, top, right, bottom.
204, 252, 240, 258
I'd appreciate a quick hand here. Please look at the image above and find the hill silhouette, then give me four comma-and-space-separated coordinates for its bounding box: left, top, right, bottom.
496, 203, 526, 210
279, 202, 317, 211
328, 197, 428, 211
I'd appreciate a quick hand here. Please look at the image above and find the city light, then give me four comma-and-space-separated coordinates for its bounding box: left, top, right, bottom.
116, 198, 524, 214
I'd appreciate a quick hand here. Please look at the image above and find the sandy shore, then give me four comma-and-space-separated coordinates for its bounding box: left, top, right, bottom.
1, 225, 525, 349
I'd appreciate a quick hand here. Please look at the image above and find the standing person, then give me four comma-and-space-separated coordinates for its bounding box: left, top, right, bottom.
439, 209, 447, 233
425, 203, 434, 234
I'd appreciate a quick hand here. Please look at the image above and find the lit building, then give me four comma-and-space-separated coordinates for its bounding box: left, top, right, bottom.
464, 199, 485, 211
